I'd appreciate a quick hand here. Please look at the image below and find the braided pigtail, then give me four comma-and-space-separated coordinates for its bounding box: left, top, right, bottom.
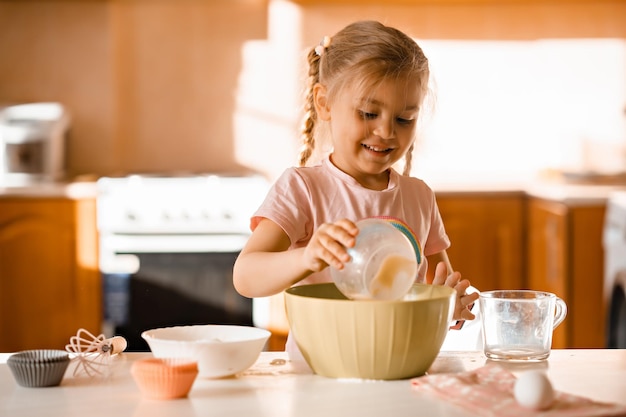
403, 144, 414, 176
298, 48, 322, 167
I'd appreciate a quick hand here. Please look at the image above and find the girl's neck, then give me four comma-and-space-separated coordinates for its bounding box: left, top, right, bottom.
329, 154, 390, 191
357, 171, 390, 191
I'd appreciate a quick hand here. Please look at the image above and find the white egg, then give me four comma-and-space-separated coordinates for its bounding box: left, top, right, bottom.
513, 371, 555, 410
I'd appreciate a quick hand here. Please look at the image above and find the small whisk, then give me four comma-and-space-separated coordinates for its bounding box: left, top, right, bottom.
65, 328, 127, 378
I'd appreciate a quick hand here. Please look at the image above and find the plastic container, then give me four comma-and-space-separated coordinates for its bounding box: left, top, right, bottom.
330, 218, 418, 300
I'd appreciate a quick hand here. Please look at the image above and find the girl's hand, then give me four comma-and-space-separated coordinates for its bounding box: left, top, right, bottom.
303, 219, 359, 273
432, 261, 479, 321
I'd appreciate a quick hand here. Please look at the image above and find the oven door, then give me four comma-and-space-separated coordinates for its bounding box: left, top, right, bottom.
100, 233, 252, 351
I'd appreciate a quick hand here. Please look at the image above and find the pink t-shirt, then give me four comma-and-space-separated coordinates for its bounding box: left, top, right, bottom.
251, 156, 450, 284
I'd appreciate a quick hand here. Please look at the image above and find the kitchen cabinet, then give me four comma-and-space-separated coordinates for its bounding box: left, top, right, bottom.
0, 196, 100, 351
435, 192, 526, 292
526, 197, 606, 348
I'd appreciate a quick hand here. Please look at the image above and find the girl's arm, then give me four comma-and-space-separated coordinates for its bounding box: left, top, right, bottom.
233, 218, 358, 298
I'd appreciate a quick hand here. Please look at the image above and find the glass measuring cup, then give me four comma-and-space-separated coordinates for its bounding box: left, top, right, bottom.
479, 290, 567, 361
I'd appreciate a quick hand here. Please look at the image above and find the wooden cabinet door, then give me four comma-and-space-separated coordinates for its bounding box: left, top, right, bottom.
0, 198, 100, 351
435, 193, 525, 292
527, 199, 568, 348
568, 205, 606, 348
526, 198, 606, 348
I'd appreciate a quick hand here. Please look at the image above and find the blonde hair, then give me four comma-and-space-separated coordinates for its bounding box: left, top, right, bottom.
298, 20, 430, 175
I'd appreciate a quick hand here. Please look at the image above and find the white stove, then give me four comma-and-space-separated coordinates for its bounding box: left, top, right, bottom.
97, 174, 269, 260
95, 174, 270, 350
97, 174, 268, 234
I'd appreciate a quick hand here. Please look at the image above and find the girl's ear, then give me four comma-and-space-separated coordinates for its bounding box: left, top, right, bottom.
313, 83, 331, 121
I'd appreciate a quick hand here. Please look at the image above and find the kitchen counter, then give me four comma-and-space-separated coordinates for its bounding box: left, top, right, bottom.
1, 350, 626, 417
523, 182, 626, 206
0, 180, 97, 199
430, 178, 626, 206
1, 176, 624, 204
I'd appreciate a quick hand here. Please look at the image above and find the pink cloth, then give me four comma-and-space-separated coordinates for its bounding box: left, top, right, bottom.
252, 156, 450, 285
411, 365, 626, 417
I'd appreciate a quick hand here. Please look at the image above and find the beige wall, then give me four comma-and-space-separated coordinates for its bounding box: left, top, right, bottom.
0, 1, 116, 178
296, 0, 626, 41
0, 0, 268, 179
1, 0, 624, 181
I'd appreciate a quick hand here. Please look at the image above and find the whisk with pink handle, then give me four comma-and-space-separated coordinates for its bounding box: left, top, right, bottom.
65, 328, 127, 378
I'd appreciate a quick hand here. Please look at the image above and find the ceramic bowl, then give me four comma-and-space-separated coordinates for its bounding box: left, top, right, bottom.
131, 358, 198, 400
330, 218, 418, 300
284, 283, 455, 380
141, 325, 271, 378
7, 349, 70, 387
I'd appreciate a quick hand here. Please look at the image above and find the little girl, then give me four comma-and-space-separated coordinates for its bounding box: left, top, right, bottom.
233, 20, 478, 340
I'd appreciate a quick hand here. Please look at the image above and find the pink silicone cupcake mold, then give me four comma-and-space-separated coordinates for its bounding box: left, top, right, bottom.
131, 357, 198, 400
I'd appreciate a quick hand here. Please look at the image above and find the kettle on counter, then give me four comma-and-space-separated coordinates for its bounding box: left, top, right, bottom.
0, 102, 71, 186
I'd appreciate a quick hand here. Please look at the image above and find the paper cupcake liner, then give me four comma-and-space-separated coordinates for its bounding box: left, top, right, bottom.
7, 350, 70, 387
131, 358, 198, 400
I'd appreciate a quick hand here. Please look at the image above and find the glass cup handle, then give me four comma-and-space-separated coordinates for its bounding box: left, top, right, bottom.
553, 297, 568, 329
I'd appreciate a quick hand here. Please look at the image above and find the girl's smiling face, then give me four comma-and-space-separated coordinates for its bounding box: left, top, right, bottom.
315, 77, 423, 190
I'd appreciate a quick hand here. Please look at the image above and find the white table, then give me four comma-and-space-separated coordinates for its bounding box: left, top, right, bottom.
1, 350, 625, 417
